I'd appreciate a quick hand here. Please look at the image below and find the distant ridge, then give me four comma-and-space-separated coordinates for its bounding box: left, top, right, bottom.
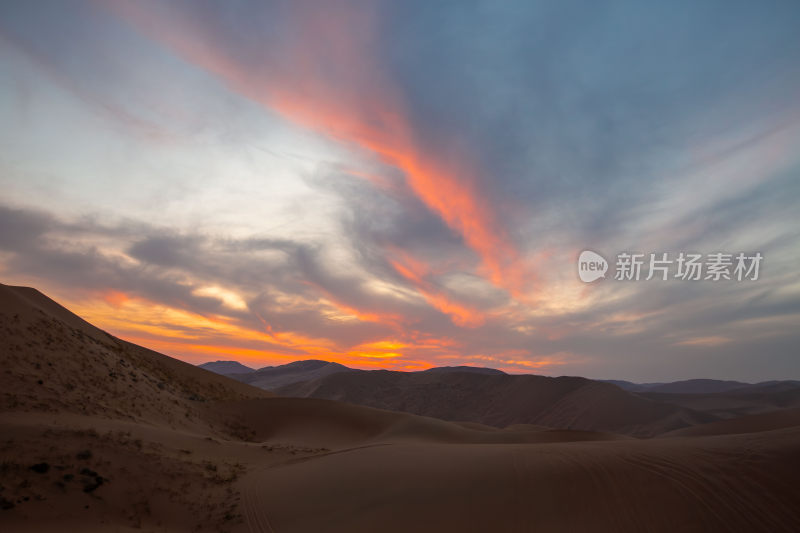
197, 358, 800, 432
198, 360, 255, 375
227, 359, 354, 391
275, 368, 717, 436
421, 365, 506, 375
601, 378, 800, 395
644, 379, 752, 394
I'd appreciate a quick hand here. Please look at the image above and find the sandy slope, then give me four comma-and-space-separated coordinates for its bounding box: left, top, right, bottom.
210, 397, 632, 448
0, 284, 268, 428
2, 283, 800, 532
241, 427, 800, 533
0, 283, 269, 531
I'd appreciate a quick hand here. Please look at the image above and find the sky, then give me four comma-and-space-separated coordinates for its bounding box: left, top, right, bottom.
1, 0, 799, 381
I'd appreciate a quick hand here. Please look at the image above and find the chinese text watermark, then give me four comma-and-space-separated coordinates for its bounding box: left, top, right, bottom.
578, 251, 762, 283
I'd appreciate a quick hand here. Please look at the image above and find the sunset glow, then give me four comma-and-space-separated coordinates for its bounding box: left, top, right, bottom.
1, 0, 799, 381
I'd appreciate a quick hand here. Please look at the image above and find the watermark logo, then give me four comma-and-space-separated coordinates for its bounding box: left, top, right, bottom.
578, 251, 763, 283
578, 250, 608, 283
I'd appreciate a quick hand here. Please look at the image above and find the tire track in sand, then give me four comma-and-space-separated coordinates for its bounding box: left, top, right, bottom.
241, 466, 276, 533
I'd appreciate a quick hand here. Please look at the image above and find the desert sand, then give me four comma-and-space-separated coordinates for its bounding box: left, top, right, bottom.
1, 283, 799, 532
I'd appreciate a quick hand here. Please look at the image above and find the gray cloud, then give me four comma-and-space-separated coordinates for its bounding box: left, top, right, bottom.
1, 0, 799, 379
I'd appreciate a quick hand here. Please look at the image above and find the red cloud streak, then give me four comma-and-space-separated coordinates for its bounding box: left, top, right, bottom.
105, 0, 533, 299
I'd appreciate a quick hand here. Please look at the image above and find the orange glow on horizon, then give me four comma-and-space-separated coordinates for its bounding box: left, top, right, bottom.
69, 3, 568, 373
65, 291, 471, 371
101, 289, 130, 308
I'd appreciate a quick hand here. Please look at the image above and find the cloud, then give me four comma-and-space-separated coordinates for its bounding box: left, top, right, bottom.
0, 22, 172, 142
0, 203, 489, 367
388, 249, 485, 328
103, 0, 535, 299
2, 1, 800, 380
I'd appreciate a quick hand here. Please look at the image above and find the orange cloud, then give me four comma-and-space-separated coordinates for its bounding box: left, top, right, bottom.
389, 251, 485, 328
101, 289, 129, 308
71, 293, 338, 362
463, 352, 569, 374
304, 283, 404, 328
674, 336, 732, 347
104, 1, 532, 299
68, 286, 467, 370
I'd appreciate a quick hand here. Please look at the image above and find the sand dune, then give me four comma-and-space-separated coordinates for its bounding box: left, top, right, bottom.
210, 397, 631, 449
244, 427, 800, 533
2, 283, 800, 532
0, 283, 271, 531
0, 283, 267, 430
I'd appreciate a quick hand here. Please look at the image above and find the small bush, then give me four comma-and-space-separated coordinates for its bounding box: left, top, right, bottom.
29, 462, 49, 474
76, 450, 92, 460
